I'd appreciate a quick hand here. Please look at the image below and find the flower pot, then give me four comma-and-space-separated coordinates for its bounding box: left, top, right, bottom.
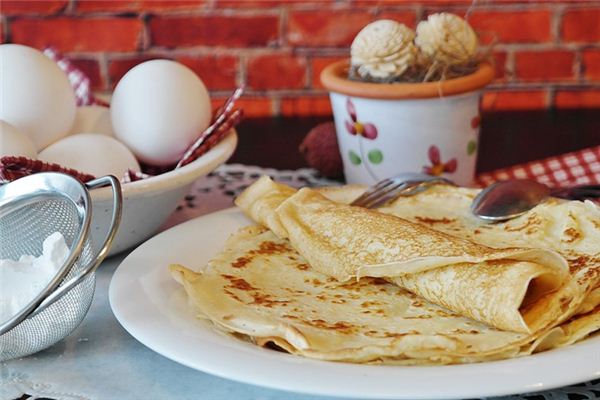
320, 60, 494, 186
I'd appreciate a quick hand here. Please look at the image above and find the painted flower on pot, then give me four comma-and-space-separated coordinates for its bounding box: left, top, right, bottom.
466, 114, 480, 156
345, 98, 378, 140
344, 98, 383, 180
423, 145, 457, 176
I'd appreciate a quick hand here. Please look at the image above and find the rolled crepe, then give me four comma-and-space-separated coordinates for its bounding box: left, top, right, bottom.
235, 176, 572, 333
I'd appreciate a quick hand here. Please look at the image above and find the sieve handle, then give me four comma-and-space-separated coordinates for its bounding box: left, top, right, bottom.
31, 175, 123, 317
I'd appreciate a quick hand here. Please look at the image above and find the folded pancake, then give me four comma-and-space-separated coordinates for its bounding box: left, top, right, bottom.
356, 184, 600, 315
170, 226, 534, 365
370, 184, 600, 255
235, 177, 573, 333
319, 183, 600, 346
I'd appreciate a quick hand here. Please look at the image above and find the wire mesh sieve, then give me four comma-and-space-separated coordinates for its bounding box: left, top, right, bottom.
0, 173, 121, 361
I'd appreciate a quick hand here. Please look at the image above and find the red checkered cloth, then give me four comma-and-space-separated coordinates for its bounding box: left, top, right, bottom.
43, 46, 107, 107
475, 145, 600, 188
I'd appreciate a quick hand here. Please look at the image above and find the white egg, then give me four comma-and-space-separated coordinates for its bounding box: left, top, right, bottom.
69, 105, 114, 137
39, 133, 140, 178
0, 44, 76, 151
0, 120, 37, 159
111, 60, 212, 166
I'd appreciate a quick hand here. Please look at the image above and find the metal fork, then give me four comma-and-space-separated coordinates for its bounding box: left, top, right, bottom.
350, 173, 453, 209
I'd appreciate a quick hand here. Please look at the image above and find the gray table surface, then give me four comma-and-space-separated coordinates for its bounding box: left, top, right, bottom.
2, 165, 599, 400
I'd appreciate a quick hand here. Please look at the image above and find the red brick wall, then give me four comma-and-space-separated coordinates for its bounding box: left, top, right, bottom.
2, 0, 600, 116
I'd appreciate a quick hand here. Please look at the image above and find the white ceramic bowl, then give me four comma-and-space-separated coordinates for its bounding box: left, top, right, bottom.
89, 130, 237, 256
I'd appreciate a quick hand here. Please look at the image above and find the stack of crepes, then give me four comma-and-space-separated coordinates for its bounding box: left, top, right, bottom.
170, 176, 600, 365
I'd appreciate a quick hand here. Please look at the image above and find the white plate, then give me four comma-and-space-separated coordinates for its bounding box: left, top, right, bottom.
109, 208, 600, 399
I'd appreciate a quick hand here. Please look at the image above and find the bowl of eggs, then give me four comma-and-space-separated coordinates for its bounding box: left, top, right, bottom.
0, 44, 237, 255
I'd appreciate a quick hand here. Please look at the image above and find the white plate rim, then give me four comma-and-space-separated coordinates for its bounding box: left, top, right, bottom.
109, 207, 600, 399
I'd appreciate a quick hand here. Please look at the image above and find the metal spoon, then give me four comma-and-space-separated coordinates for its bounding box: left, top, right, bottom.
471, 179, 600, 221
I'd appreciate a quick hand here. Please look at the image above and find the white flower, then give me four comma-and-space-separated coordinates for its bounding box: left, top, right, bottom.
415, 13, 478, 65
351, 19, 417, 80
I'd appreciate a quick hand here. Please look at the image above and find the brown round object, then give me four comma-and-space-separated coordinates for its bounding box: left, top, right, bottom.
299, 122, 343, 178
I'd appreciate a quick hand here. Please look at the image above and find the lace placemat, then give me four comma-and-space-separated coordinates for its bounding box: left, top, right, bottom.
162, 164, 340, 230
